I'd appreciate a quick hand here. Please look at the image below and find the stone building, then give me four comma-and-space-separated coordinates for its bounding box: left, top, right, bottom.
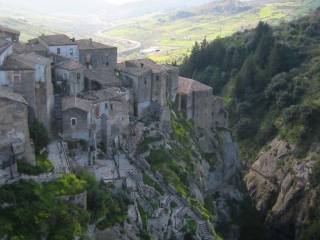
116, 59, 178, 118
176, 77, 213, 130
62, 96, 92, 141
38, 34, 79, 60
0, 39, 13, 65
62, 88, 130, 156
0, 24, 20, 42
0, 87, 35, 184
76, 39, 117, 70
84, 68, 120, 90
0, 52, 54, 130
55, 59, 85, 96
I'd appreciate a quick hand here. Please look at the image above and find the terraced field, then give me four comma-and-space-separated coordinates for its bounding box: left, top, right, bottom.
101, 0, 320, 63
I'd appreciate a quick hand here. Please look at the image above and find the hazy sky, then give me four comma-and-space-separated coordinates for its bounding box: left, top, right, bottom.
105, 0, 138, 4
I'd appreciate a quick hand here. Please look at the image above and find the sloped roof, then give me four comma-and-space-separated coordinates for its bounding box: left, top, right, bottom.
81, 88, 125, 103
178, 77, 212, 95
56, 59, 85, 71
39, 34, 76, 46
0, 55, 34, 71
84, 68, 120, 87
0, 39, 12, 55
0, 24, 20, 35
13, 52, 52, 67
124, 59, 168, 73
0, 87, 27, 105
14, 41, 47, 54
76, 39, 116, 50
62, 96, 92, 112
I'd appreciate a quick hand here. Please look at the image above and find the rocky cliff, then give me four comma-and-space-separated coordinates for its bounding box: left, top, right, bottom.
245, 138, 320, 239
92, 98, 257, 240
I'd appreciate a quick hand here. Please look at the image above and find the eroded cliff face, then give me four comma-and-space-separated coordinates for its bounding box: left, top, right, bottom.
93, 102, 249, 240
245, 138, 320, 239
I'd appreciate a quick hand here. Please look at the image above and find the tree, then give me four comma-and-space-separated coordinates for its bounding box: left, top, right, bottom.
29, 120, 49, 154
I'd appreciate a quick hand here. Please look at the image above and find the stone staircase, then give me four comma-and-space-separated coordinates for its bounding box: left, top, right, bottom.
54, 94, 63, 133
197, 221, 213, 240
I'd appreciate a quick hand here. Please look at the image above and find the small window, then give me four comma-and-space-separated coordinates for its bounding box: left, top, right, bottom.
71, 118, 77, 126
144, 78, 147, 85
110, 104, 113, 111
57, 48, 61, 55
13, 72, 21, 83
156, 75, 160, 81
77, 72, 81, 80
105, 103, 108, 110
106, 61, 109, 66
70, 48, 74, 56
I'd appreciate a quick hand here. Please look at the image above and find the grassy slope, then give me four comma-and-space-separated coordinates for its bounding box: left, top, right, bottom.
103, 0, 320, 63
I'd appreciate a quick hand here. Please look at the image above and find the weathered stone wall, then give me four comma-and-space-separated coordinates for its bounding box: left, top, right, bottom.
55, 68, 84, 96
79, 48, 117, 70
166, 67, 179, 103
0, 98, 35, 164
151, 72, 166, 107
193, 90, 213, 130
62, 108, 89, 141
0, 70, 36, 113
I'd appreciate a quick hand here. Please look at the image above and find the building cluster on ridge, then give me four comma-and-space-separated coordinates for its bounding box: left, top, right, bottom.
0, 24, 226, 184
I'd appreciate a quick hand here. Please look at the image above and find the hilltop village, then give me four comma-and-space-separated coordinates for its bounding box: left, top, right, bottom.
0, 24, 236, 240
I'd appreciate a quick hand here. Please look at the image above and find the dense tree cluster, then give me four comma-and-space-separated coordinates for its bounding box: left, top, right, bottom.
180, 9, 320, 158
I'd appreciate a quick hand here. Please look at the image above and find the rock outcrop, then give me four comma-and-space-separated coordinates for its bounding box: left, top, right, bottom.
245, 138, 319, 239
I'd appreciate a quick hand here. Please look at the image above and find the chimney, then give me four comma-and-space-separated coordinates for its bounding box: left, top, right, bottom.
71, 37, 75, 42
89, 38, 93, 45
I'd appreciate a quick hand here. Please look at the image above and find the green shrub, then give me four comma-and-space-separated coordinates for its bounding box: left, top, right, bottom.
17, 154, 53, 175
143, 174, 164, 195
45, 174, 87, 196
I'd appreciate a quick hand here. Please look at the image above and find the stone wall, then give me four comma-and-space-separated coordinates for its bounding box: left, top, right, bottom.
0, 70, 36, 114
62, 108, 89, 141
192, 90, 213, 130
55, 68, 85, 96
79, 48, 117, 70
0, 98, 35, 164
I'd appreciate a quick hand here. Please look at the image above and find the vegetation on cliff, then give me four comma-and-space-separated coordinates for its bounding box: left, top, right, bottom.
0, 172, 129, 239
180, 8, 320, 162
180, 8, 320, 239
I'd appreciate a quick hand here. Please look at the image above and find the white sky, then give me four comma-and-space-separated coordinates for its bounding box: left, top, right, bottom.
105, 0, 138, 4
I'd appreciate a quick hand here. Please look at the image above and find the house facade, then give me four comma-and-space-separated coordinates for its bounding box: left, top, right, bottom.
55, 59, 85, 96
116, 59, 179, 118
38, 34, 79, 60
0, 25, 20, 42
0, 52, 54, 131
77, 39, 117, 70
176, 77, 214, 130
0, 87, 35, 184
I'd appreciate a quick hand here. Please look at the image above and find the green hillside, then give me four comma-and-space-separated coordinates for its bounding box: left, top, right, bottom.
102, 0, 320, 62
179, 7, 320, 165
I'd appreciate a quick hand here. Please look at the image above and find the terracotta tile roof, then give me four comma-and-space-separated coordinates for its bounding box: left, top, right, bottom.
178, 77, 212, 95
80, 88, 126, 103
13, 52, 52, 66
56, 59, 85, 71
76, 39, 115, 50
0, 55, 34, 71
62, 96, 92, 112
39, 34, 76, 46
0, 24, 20, 35
84, 68, 120, 87
124, 59, 168, 73
0, 87, 27, 104
14, 42, 47, 54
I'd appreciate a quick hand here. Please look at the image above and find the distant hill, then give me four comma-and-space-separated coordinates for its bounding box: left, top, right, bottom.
198, 0, 249, 14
